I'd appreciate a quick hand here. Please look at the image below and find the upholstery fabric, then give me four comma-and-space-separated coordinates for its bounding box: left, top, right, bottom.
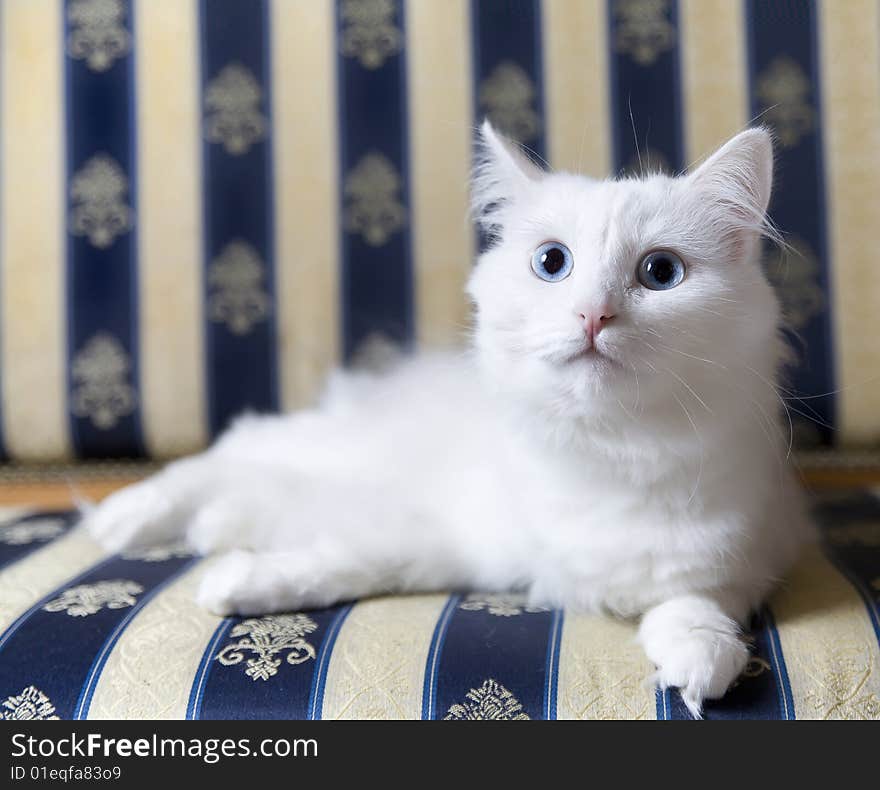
0, 489, 879, 720
1, 0, 879, 460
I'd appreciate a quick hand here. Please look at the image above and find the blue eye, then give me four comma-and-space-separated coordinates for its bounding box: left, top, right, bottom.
637, 250, 686, 290
531, 242, 573, 282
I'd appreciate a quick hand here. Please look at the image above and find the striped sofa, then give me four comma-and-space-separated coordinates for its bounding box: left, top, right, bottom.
0, 489, 879, 720
1, 0, 879, 719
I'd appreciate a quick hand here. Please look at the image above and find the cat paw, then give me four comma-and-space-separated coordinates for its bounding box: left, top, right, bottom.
196, 550, 261, 616
638, 596, 749, 719
83, 479, 181, 553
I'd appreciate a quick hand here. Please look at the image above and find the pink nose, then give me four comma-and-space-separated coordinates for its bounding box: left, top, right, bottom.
578, 310, 616, 342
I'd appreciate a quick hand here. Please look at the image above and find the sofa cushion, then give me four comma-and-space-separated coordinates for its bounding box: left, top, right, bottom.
0, 488, 879, 720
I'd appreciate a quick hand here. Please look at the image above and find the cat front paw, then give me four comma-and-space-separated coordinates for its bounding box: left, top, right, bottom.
83, 479, 181, 553
638, 596, 750, 719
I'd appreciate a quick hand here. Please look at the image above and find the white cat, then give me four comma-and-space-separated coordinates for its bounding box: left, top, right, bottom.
85, 122, 812, 717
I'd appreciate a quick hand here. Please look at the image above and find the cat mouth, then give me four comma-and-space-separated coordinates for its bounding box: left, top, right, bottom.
562, 345, 618, 367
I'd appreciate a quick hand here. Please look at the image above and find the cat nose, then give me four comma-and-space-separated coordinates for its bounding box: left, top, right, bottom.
577, 309, 616, 342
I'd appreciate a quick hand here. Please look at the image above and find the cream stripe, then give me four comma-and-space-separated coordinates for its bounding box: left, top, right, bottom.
679, 0, 748, 166
0, 528, 107, 634
556, 612, 656, 720
272, 0, 339, 410
319, 594, 449, 719
136, 0, 206, 457
769, 545, 880, 719
818, 1, 880, 443
406, 0, 473, 348
86, 563, 223, 719
543, 0, 611, 177
0, 1, 69, 460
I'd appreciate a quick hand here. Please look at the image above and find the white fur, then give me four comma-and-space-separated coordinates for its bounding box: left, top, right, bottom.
86, 123, 813, 717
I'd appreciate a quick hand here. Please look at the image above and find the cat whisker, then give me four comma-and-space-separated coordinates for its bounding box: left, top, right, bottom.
672, 392, 704, 507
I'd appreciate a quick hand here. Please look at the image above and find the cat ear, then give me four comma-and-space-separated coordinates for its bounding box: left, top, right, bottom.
687, 127, 776, 249
472, 119, 544, 232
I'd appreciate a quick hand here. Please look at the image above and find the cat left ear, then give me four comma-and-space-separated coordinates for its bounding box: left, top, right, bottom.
472, 119, 544, 232
687, 128, 774, 240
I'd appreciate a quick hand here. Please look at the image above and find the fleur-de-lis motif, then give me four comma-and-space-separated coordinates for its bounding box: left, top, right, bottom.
756, 57, 815, 148
343, 153, 407, 246
70, 154, 133, 249
216, 614, 318, 681
71, 333, 136, 430
121, 543, 193, 563
340, 0, 402, 69
459, 594, 550, 618
444, 679, 530, 720
1, 686, 60, 720
479, 62, 542, 144
204, 64, 267, 155
613, 0, 675, 66
67, 0, 130, 73
207, 240, 271, 335
764, 236, 824, 330
43, 579, 143, 617
0, 518, 66, 546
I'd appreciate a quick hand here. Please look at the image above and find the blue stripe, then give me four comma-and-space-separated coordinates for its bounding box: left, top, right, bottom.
542, 609, 563, 720
421, 594, 459, 720
0, 552, 193, 719
307, 603, 354, 720
470, 0, 545, 252
430, 596, 558, 720
471, 0, 545, 155
64, 0, 143, 457
186, 617, 234, 721
199, 0, 278, 435
0, 511, 78, 572
336, 0, 414, 360
194, 604, 351, 720
745, 0, 834, 444
655, 686, 671, 720
73, 556, 201, 719
607, 0, 684, 175
763, 607, 795, 720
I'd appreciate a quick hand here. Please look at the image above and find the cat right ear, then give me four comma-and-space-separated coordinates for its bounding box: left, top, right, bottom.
472, 119, 544, 232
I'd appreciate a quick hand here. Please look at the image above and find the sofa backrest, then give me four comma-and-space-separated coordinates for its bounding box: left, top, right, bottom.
1, 0, 878, 460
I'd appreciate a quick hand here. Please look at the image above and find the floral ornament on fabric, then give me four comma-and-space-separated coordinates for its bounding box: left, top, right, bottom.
70, 333, 137, 430
612, 0, 676, 66
339, 0, 402, 69
459, 593, 550, 617
207, 240, 272, 335
0, 686, 60, 721
444, 679, 530, 720
343, 153, 406, 246
66, 0, 130, 73
215, 614, 318, 681
0, 518, 66, 546
478, 62, 542, 144
756, 56, 815, 149
204, 63, 267, 155
120, 543, 194, 563
43, 580, 143, 617
70, 154, 134, 249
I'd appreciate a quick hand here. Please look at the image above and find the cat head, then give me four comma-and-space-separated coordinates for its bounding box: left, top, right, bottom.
467, 122, 784, 429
